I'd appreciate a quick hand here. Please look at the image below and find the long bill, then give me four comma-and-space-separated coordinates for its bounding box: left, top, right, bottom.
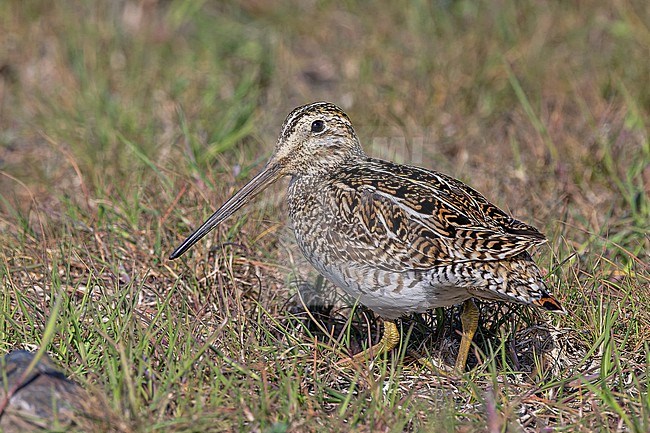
169, 162, 283, 260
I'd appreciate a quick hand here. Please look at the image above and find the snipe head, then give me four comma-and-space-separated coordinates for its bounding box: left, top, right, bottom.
169, 101, 363, 259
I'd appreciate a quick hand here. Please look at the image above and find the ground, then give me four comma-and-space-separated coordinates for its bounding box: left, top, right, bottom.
0, 1, 649, 432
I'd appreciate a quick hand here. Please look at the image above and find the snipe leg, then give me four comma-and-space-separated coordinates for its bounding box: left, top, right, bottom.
338, 320, 400, 366
454, 299, 479, 372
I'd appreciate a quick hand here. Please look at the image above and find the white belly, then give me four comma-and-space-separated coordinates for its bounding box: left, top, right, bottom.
309, 257, 472, 319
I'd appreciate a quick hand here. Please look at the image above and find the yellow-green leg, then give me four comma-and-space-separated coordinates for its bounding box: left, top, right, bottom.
454, 299, 479, 372
338, 320, 400, 365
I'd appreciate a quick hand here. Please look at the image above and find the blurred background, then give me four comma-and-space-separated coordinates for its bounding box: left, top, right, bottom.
0, 1, 648, 431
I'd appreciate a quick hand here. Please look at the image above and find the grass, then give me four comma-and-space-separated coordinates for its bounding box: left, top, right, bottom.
1, 0, 649, 431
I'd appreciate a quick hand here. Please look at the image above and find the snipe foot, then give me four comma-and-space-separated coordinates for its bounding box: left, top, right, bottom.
454, 299, 479, 372
337, 320, 400, 366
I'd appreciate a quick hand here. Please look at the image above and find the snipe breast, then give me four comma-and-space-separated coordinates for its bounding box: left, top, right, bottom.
170, 101, 564, 371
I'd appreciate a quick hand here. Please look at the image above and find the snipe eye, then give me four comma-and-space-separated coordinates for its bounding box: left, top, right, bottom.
310, 120, 325, 133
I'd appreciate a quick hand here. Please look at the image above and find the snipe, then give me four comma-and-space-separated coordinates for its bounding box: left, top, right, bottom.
170, 102, 564, 371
